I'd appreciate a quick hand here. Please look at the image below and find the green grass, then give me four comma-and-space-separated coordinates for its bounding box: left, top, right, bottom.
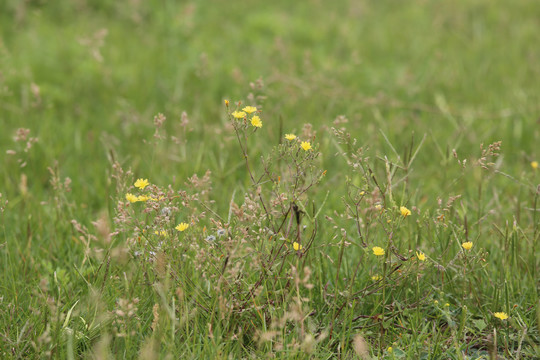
1, 0, 539, 358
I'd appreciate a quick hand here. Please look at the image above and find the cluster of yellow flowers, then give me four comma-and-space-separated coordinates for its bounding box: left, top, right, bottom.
369, 206, 477, 266
284, 133, 312, 151
227, 101, 317, 153
230, 104, 263, 128
125, 178, 166, 203
125, 178, 151, 203
125, 179, 191, 234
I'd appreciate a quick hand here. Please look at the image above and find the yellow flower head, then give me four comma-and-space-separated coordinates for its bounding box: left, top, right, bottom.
416, 251, 426, 261
461, 241, 473, 250
134, 178, 149, 190
444, 303, 450, 307
285, 134, 297, 141
532, 161, 538, 170
300, 141, 312, 151
372, 246, 385, 256
154, 230, 168, 237
494, 312, 509, 320
232, 111, 246, 119
176, 223, 189, 232
400, 206, 411, 217
293, 242, 302, 251
125, 193, 139, 203
371, 275, 382, 281
137, 195, 149, 202
224, 99, 229, 106
242, 106, 257, 114
387, 347, 393, 353
251, 115, 262, 128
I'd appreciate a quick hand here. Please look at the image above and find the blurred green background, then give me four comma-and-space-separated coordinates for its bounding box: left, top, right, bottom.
2, 0, 538, 214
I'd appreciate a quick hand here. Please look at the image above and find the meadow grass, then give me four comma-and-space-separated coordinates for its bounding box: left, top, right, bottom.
1, 0, 539, 358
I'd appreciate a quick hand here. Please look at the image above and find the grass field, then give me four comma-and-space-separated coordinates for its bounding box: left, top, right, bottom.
1, 0, 539, 358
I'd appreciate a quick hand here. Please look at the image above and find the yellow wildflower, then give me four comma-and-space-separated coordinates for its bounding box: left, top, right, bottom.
532, 161, 538, 170
387, 347, 393, 353
176, 223, 189, 232
224, 99, 229, 106
300, 141, 312, 151
285, 134, 297, 141
137, 195, 149, 202
372, 246, 385, 256
232, 111, 246, 119
293, 242, 302, 251
494, 312, 509, 320
444, 303, 450, 307
416, 251, 426, 261
371, 275, 382, 281
134, 178, 149, 189
125, 193, 139, 203
461, 241, 473, 250
242, 106, 257, 114
251, 115, 262, 128
433, 300, 439, 305
154, 230, 168, 237
400, 206, 411, 217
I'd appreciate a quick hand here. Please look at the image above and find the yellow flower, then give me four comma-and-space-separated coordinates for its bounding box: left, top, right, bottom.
387, 347, 393, 353
251, 115, 262, 128
371, 275, 382, 281
154, 230, 168, 237
176, 223, 189, 232
232, 111, 246, 119
137, 195, 149, 202
532, 161, 538, 170
433, 300, 439, 305
494, 312, 509, 320
134, 178, 149, 189
444, 303, 450, 307
416, 251, 426, 261
372, 246, 385, 256
461, 241, 473, 250
242, 106, 257, 114
293, 242, 302, 251
300, 141, 312, 151
285, 134, 297, 141
125, 193, 139, 203
400, 206, 411, 217
224, 99, 229, 106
